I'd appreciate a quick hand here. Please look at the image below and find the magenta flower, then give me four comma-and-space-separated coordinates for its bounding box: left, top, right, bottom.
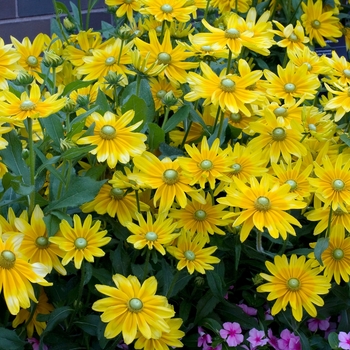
307, 317, 330, 332
238, 303, 258, 316
204, 345, 222, 350
339, 331, 350, 350
219, 322, 244, 347
277, 329, 301, 350
198, 327, 212, 348
267, 329, 279, 350
247, 328, 268, 349
27, 338, 48, 350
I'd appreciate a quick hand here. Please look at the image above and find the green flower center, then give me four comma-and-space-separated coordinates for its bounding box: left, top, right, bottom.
225, 28, 240, 39
343, 69, 350, 78
333, 248, 344, 260
0, 250, 16, 269
288, 32, 298, 42
26, 55, 39, 67
311, 20, 321, 29
274, 107, 288, 117
199, 159, 213, 171
272, 127, 287, 141
194, 209, 207, 221
308, 123, 317, 131
254, 196, 271, 211
145, 231, 158, 241
162, 169, 179, 184
304, 62, 312, 71
156, 89, 167, 99
284, 83, 296, 93
286, 179, 298, 191
110, 188, 124, 200
332, 179, 345, 191
230, 113, 242, 122
231, 163, 242, 174
20, 100, 36, 111
128, 298, 143, 312
287, 277, 300, 290
220, 78, 235, 92
161, 4, 173, 13
201, 45, 212, 51
74, 237, 87, 249
157, 52, 172, 64
36, 236, 49, 248
184, 250, 196, 261
100, 125, 117, 140
105, 56, 116, 66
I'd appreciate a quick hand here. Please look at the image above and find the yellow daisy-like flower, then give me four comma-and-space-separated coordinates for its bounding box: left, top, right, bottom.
12, 288, 54, 337
178, 136, 233, 189
49, 214, 111, 269
210, 0, 251, 14
0, 83, 66, 121
140, 0, 196, 22
218, 175, 306, 242
185, 60, 262, 116
106, 0, 142, 22
309, 230, 350, 284
263, 61, 320, 106
257, 254, 331, 322
76, 110, 147, 169
325, 50, 350, 86
133, 151, 205, 214
167, 230, 220, 274
169, 192, 233, 240
310, 154, 350, 212
92, 274, 175, 344
134, 318, 185, 350
0, 38, 21, 90
126, 212, 178, 255
301, 0, 342, 47
0, 123, 13, 150
305, 205, 350, 236
134, 29, 198, 85
15, 205, 66, 275
324, 82, 350, 122
0, 233, 52, 315
248, 109, 308, 163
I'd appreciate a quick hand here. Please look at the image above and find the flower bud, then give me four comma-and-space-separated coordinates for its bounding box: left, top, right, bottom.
13, 70, 34, 86
162, 90, 178, 107
62, 98, 76, 113
63, 17, 76, 32
43, 50, 64, 68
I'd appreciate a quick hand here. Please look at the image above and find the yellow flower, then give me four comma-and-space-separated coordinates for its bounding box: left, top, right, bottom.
177, 136, 233, 189
76, 110, 147, 168
209, 0, 251, 16
0, 123, 13, 150
185, 60, 262, 115
263, 61, 320, 106
0, 83, 66, 121
49, 214, 111, 269
324, 50, 350, 86
92, 274, 175, 344
126, 212, 178, 255
15, 205, 66, 275
301, 0, 342, 47
324, 82, 350, 122
218, 175, 306, 242
257, 254, 331, 322
309, 154, 350, 212
135, 29, 198, 85
134, 318, 185, 350
0, 233, 52, 315
12, 288, 53, 337
130, 48, 167, 77
133, 151, 205, 214
106, 0, 142, 22
167, 230, 220, 274
0, 38, 21, 90
140, 0, 196, 23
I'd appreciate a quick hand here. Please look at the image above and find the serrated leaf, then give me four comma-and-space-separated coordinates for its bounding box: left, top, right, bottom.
314, 237, 329, 266
147, 123, 165, 151
163, 105, 190, 133
340, 134, 350, 147
0, 328, 26, 350
62, 80, 96, 96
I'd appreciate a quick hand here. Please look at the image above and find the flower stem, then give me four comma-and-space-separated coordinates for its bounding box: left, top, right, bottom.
142, 249, 151, 281
226, 49, 233, 75
180, 120, 193, 149
161, 106, 170, 130
326, 205, 333, 237
27, 118, 36, 217
166, 270, 181, 298
135, 190, 141, 213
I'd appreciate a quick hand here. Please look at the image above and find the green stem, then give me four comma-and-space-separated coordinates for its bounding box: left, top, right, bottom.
161, 106, 170, 130
166, 270, 181, 298
77, 0, 83, 28
326, 205, 333, 237
216, 110, 225, 139
212, 105, 222, 132
85, 0, 93, 30
226, 49, 233, 75
51, 67, 56, 95
117, 39, 125, 65
180, 120, 193, 149
143, 249, 151, 281
135, 74, 141, 97
160, 21, 167, 43
135, 190, 141, 213
52, 0, 69, 44
27, 118, 36, 217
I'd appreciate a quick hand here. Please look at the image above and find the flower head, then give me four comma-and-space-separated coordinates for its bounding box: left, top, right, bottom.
339, 331, 350, 350
219, 322, 243, 347
247, 328, 269, 348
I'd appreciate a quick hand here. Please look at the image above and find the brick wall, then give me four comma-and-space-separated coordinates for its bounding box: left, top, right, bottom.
0, 0, 113, 43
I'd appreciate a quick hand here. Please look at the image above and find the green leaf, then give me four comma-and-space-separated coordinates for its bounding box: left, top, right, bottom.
147, 123, 165, 151
167, 270, 193, 298
179, 300, 192, 323
111, 244, 131, 276
2, 173, 34, 196
43, 213, 61, 237
328, 332, 339, 349
340, 134, 350, 147
194, 290, 220, 323
201, 317, 223, 333
40, 114, 65, 149
158, 259, 173, 296
159, 142, 184, 160
45, 176, 105, 212
62, 80, 96, 96
83, 262, 93, 286
93, 88, 111, 114
0, 328, 25, 350
206, 270, 225, 299
314, 237, 329, 266
55, 1, 71, 16
121, 94, 148, 131
298, 331, 311, 350
39, 306, 74, 335
70, 105, 99, 126
163, 105, 190, 133
74, 315, 100, 336
61, 145, 97, 160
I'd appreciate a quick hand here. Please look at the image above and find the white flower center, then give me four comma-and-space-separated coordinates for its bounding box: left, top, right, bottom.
272, 127, 287, 141
157, 52, 172, 64
162, 169, 179, 184
100, 125, 117, 140
184, 250, 196, 261
74, 237, 87, 249
20, 100, 36, 111
287, 277, 300, 290
160, 4, 173, 13
284, 83, 296, 93
0, 250, 16, 269
128, 298, 143, 312
225, 28, 240, 39
145, 231, 158, 241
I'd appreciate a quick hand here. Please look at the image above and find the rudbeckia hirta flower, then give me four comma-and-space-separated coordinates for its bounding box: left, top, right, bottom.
76, 110, 147, 168
257, 254, 331, 322
49, 214, 111, 269
324, 82, 350, 122
92, 274, 175, 344
218, 175, 306, 242
0, 38, 21, 90
106, 0, 142, 22
0, 233, 52, 315
167, 230, 220, 274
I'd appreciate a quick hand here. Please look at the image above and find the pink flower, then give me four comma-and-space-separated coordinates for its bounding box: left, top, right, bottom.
27, 338, 48, 350
247, 328, 268, 349
238, 303, 258, 316
204, 344, 222, 350
277, 329, 301, 350
264, 307, 274, 321
219, 322, 244, 347
307, 317, 330, 332
198, 327, 212, 348
339, 331, 350, 350
267, 329, 279, 350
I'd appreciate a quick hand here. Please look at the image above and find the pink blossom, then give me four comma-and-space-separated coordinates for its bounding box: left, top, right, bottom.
307, 317, 330, 332
203, 344, 222, 350
198, 327, 212, 348
27, 338, 48, 350
264, 307, 274, 321
247, 328, 268, 349
277, 329, 301, 350
267, 329, 279, 350
339, 331, 350, 350
219, 322, 244, 347
238, 303, 258, 316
